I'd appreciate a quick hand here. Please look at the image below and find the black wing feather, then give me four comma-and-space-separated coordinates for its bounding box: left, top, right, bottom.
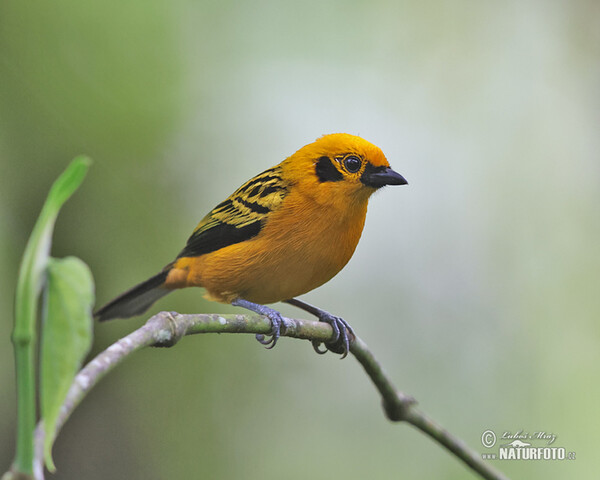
176, 220, 262, 258
176, 166, 289, 259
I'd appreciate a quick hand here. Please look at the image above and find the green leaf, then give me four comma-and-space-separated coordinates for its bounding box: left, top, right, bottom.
14, 156, 92, 334
11, 156, 92, 475
41, 256, 94, 472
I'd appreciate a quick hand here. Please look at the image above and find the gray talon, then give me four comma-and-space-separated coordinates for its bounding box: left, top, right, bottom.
317, 313, 354, 359
312, 340, 328, 355
232, 298, 287, 350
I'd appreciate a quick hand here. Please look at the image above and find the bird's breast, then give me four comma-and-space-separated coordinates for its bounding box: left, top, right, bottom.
189, 192, 369, 304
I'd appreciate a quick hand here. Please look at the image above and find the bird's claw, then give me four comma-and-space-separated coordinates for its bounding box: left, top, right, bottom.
232, 298, 293, 350
255, 311, 292, 349
314, 313, 355, 359
311, 340, 328, 355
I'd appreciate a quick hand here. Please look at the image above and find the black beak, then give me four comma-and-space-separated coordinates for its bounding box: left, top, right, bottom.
361, 165, 408, 188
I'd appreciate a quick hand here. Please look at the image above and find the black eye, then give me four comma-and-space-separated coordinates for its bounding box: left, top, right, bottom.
343, 155, 362, 173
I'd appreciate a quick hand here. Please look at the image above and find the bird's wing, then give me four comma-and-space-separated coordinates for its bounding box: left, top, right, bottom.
176, 166, 289, 258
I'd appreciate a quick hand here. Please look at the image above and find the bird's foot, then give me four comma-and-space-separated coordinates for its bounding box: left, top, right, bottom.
255, 308, 287, 349
312, 312, 355, 359
232, 298, 292, 349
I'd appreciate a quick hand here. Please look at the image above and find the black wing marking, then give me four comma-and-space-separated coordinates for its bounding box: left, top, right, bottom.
176, 166, 289, 259
176, 220, 262, 258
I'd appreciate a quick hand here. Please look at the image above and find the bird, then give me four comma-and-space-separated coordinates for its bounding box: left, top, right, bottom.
94, 133, 407, 357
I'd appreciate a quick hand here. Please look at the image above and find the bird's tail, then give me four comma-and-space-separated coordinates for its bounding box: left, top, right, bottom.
94, 270, 171, 321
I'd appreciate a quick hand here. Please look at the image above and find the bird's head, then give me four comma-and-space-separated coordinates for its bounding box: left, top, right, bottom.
283, 133, 407, 205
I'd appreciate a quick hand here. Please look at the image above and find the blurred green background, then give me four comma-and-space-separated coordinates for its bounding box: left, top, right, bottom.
1, 1, 598, 478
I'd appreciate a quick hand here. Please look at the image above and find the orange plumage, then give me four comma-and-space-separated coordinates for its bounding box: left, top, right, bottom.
95, 133, 407, 356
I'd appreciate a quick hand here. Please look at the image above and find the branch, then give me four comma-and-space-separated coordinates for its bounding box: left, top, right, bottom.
350, 338, 508, 479
33, 312, 508, 480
